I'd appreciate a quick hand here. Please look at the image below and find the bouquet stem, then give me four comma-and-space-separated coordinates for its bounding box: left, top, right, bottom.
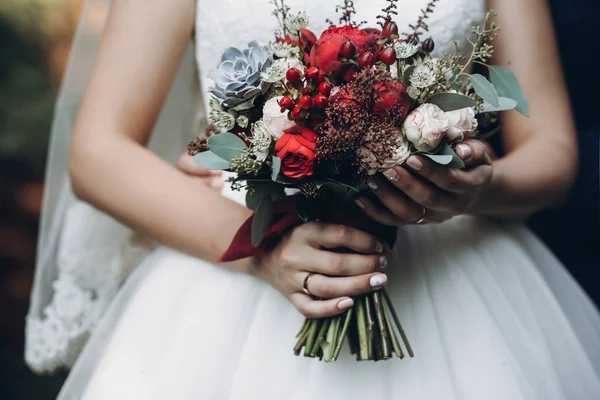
294, 289, 413, 362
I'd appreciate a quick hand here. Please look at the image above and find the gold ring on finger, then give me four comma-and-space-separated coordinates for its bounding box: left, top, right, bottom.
413, 207, 427, 225
302, 272, 315, 296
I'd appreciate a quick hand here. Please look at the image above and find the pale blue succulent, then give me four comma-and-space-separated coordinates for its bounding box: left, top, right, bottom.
209, 41, 273, 111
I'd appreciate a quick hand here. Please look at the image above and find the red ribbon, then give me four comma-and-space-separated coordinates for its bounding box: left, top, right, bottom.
219, 196, 397, 263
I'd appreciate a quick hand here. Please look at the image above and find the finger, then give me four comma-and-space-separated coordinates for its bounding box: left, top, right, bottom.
363, 178, 426, 222
455, 140, 491, 167
301, 272, 388, 299
290, 293, 355, 318
177, 153, 222, 176
377, 168, 457, 212
355, 197, 403, 226
403, 155, 477, 194
282, 246, 387, 277
303, 223, 385, 254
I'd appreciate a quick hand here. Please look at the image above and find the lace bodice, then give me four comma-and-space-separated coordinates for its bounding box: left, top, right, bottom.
26, 0, 485, 374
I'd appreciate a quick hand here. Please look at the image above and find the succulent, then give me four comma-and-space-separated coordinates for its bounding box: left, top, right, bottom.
209, 41, 273, 111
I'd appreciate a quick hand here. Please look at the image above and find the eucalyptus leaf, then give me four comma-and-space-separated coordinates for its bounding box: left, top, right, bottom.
246, 182, 285, 210
251, 196, 273, 247
437, 141, 466, 169
193, 151, 231, 170
480, 97, 517, 113
428, 93, 476, 112
422, 154, 454, 165
470, 74, 499, 107
208, 132, 247, 161
488, 66, 530, 116
271, 157, 281, 181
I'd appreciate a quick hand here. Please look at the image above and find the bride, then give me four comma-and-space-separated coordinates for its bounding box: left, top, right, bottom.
26, 0, 600, 398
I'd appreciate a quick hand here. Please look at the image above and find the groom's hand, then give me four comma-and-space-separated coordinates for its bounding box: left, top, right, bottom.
177, 153, 224, 191
355, 139, 493, 225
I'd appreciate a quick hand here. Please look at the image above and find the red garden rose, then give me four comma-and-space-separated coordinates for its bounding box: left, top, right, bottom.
308, 25, 370, 75
373, 81, 411, 119
275, 125, 318, 179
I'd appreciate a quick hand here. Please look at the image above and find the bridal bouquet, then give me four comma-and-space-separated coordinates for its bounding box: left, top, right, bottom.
190, 0, 528, 362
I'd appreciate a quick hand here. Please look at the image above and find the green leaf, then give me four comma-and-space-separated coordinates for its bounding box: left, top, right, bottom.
271, 157, 281, 181
480, 97, 517, 113
193, 151, 231, 170
437, 141, 466, 169
488, 66, 530, 117
295, 196, 311, 222
251, 196, 273, 247
428, 93, 476, 112
421, 142, 466, 169
246, 182, 285, 210
470, 74, 499, 107
208, 132, 247, 161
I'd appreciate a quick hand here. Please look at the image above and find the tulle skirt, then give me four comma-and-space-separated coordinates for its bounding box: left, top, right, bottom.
57, 216, 600, 400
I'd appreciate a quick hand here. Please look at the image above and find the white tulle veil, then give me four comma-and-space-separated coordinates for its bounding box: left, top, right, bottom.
25, 0, 202, 373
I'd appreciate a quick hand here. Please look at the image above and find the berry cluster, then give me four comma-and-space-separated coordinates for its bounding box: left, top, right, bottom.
278, 66, 334, 120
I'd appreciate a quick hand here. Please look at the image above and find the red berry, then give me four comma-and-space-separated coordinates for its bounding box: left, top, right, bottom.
286, 67, 302, 83
278, 96, 295, 111
318, 81, 333, 97
306, 66, 320, 80
421, 38, 435, 53
339, 40, 357, 58
299, 95, 313, 109
382, 21, 399, 39
314, 94, 329, 109
302, 87, 313, 96
380, 47, 397, 65
358, 52, 376, 69
291, 105, 303, 120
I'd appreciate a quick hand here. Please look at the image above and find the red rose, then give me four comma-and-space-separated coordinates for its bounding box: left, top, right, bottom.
275, 125, 318, 179
299, 29, 317, 64
373, 81, 411, 119
309, 25, 370, 75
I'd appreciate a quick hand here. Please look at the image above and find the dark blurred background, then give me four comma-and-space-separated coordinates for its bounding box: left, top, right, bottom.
0, 1, 598, 399
0, 0, 81, 398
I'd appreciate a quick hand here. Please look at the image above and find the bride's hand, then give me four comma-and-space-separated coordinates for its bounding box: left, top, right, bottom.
177, 153, 224, 191
251, 223, 389, 318
356, 139, 493, 225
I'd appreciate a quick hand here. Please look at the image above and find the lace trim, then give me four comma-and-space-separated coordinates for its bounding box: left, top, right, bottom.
25, 202, 154, 374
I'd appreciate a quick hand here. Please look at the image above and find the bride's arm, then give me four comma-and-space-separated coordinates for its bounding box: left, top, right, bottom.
69, 0, 251, 265
471, 0, 577, 218
355, 0, 576, 224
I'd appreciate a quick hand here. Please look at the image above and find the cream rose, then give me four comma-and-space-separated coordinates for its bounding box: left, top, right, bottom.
445, 107, 478, 142
263, 96, 296, 138
402, 103, 449, 152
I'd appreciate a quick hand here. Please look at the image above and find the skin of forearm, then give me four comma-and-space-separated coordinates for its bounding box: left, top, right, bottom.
70, 133, 254, 272
469, 134, 577, 220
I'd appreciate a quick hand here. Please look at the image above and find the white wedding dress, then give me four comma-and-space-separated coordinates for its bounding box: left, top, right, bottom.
34, 0, 600, 399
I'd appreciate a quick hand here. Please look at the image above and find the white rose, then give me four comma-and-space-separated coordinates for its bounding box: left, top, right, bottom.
445, 107, 478, 142
402, 103, 450, 152
263, 96, 296, 138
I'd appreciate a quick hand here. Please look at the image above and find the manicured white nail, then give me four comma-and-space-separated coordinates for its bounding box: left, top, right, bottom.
375, 242, 384, 253
383, 169, 400, 182
379, 256, 388, 269
370, 274, 388, 287
337, 298, 354, 310
406, 156, 423, 171
355, 199, 366, 210
457, 144, 472, 160
211, 179, 223, 189
367, 180, 379, 190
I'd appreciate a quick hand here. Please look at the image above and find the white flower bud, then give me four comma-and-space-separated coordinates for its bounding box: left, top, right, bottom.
445, 107, 478, 142
402, 103, 449, 152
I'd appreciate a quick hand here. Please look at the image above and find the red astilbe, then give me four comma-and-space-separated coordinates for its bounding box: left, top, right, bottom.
316, 69, 410, 162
